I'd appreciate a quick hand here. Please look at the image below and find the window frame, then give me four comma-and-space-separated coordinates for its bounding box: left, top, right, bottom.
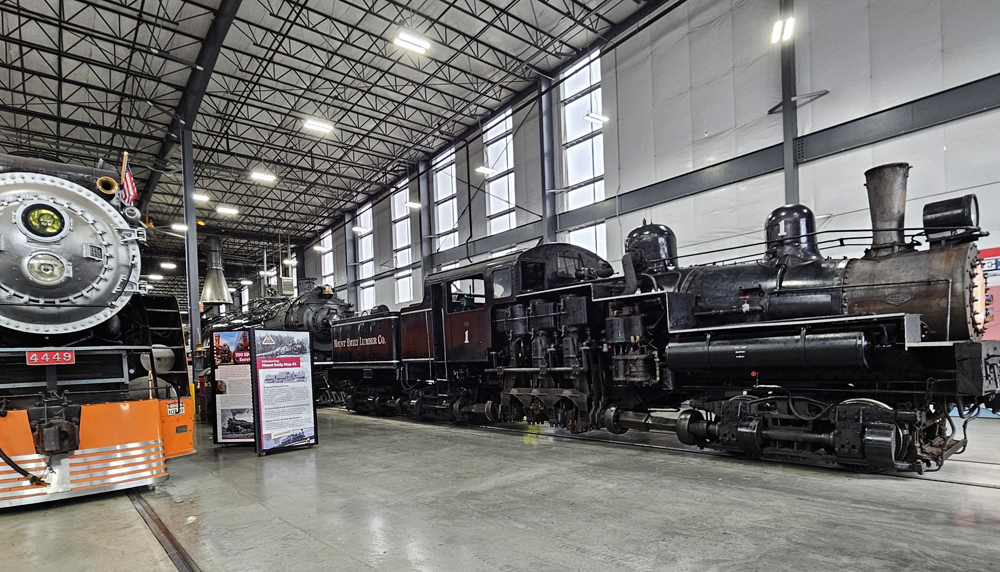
391, 181, 414, 305
483, 109, 516, 236
432, 148, 459, 251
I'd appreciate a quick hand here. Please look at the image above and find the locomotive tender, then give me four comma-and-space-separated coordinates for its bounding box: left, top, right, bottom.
0, 156, 194, 508
326, 163, 998, 473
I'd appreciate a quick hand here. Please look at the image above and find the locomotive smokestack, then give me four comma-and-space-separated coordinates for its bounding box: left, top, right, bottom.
201, 237, 233, 305
864, 163, 910, 257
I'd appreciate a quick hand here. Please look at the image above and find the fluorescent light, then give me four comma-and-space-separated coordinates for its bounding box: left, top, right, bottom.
352, 226, 369, 233
250, 171, 276, 183
771, 18, 794, 43
393, 30, 430, 54
148, 274, 164, 281
313, 245, 332, 252
584, 112, 609, 124
170, 223, 188, 231
228, 287, 236, 292
283, 258, 298, 266
771, 20, 783, 43
303, 118, 334, 133
404, 201, 422, 209
160, 261, 177, 269
216, 205, 239, 215
240, 279, 254, 285
475, 166, 498, 176
192, 193, 210, 202
782, 17, 794, 41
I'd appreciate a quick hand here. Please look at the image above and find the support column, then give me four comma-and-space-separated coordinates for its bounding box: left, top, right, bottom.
539, 77, 557, 243
780, 0, 799, 204
293, 245, 306, 290
181, 126, 201, 358
344, 217, 357, 307
418, 160, 432, 278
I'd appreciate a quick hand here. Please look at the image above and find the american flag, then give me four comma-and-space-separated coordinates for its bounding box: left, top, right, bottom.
120, 152, 137, 205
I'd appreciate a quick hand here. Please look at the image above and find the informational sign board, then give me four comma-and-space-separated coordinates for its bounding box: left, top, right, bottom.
250, 330, 317, 455
212, 330, 255, 444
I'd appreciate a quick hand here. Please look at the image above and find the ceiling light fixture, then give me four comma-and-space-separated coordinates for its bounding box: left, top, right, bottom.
250, 171, 277, 183
352, 226, 369, 233
283, 258, 298, 266
475, 166, 498, 176
313, 245, 332, 252
160, 261, 177, 269
228, 287, 236, 293
216, 205, 239, 215
393, 30, 430, 54
240, 279, 254, 285
404, 201, 422, 209
303, 118, 334, 133
148, 274, 164, 281
771, 17, 794, 43
584, 112, 610, 124
170, 223, 188, 231
192, 193, 210, 202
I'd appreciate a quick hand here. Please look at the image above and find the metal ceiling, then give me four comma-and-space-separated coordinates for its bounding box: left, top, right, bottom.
1, 0, 662, 262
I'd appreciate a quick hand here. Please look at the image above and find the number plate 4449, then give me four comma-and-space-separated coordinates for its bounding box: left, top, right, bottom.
26, 350, 76, 365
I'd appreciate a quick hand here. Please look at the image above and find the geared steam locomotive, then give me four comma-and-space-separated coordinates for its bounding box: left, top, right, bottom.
324, 163, 997, 473
0, 156, 194, 508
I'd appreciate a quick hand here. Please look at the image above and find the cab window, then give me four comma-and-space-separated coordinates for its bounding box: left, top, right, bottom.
491, 267, 512, 299
448, 276, 485, 313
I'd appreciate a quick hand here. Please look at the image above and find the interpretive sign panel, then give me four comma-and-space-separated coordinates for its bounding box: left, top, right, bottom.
250, 330, 318, 455
212, 330, 255, 444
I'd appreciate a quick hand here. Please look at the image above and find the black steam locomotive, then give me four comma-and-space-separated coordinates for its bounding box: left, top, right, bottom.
324, 163, 998, 473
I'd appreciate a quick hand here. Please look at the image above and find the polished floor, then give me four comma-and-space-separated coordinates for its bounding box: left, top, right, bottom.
3, 410, 1000, 572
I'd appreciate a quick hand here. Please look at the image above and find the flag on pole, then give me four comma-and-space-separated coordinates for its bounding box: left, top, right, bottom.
120, 151, 137, 205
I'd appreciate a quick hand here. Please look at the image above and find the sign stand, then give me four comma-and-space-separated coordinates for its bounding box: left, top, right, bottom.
210, 329, 319, 451
249, 330, 318, 455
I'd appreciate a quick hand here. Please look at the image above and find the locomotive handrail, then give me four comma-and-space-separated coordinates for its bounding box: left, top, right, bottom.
671, 226, 980, 266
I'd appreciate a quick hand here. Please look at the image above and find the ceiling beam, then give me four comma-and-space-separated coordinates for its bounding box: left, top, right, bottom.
137, 0, 242, 213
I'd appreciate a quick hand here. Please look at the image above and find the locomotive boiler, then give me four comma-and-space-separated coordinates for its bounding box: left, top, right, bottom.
0, 156, 194, 508
331, 162, 997, 473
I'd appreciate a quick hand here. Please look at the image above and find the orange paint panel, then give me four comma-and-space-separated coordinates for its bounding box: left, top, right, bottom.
77, 401, 163, 449
159, 398, 195, 458
0, 411, 37, 458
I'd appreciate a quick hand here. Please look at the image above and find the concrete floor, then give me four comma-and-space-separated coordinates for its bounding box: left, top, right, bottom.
3, 411, 1000, 572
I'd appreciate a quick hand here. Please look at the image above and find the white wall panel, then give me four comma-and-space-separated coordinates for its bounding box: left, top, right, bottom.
797, 0, 1000, 134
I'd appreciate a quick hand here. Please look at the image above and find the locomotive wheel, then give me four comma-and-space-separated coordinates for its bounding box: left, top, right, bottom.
603, 406, 628, 435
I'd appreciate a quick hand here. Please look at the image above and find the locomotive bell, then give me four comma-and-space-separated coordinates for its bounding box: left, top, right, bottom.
764, 204, 822, 262
624, 223, 678, 272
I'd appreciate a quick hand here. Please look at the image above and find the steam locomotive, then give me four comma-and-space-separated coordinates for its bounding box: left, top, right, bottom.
203, 285, 353, 403
0, 156, 194, 508
325, 163, 998, 473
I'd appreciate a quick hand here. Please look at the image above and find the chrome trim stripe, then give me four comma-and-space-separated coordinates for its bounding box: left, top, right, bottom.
0, 480, 46, 492
6, 453, 45, 463
0, 475, 168, 509
0, 461, 47, 472
72, 439, 163, 456
70, 454, 165, 473
71, 461, 165, 481
0, 486, 51, 499
71, 468, 166, 489
70, 446, 164, 464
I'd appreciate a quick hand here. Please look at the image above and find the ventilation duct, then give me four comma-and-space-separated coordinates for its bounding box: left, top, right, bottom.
200, 237, 233, 305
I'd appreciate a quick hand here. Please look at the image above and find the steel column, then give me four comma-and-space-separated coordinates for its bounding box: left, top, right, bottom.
181, 126, 201, 359
539, 77, 557, 244
779, 0, 799, 204
418, 160, 432, 279
344, 219, 358, 307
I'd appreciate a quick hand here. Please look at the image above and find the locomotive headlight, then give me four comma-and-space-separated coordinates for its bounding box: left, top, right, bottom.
25, 253, 67, 284
23, 205, 65, 237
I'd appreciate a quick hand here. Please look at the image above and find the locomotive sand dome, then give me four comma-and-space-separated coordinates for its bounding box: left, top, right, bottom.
0, 171, 142, 334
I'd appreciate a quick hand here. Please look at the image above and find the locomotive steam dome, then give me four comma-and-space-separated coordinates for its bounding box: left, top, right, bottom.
624, 223, 678, 272
764, 204, 821, 261
0, 172, 141, 334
